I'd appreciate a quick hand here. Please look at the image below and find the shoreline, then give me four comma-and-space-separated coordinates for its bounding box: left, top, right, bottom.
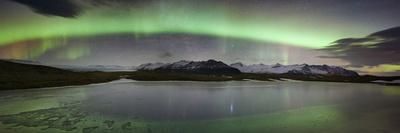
1, 76, 399, 91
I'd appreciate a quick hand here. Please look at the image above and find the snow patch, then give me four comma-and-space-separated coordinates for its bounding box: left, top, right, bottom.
372, 80, 400, 84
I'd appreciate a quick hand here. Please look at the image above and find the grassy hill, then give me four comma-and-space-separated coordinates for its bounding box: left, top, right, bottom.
0, 60, 122, 90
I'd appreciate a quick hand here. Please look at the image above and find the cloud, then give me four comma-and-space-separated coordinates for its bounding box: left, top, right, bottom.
10, 0, 82, 18
321, 27, 400, 67
9, 0, 155, 17
348, 64, 400, 76
89, 0, 154, 6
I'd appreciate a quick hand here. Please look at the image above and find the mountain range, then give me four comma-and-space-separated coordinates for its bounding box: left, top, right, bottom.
230, 62, 359, 76
1, 59, 400, 90
137, 60, 241, 75
136, 60, 359, 76
10, 58, 358, 76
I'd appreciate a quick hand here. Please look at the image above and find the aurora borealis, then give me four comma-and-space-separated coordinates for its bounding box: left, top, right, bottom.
0, 0, 373, 48
1, 0, 400, 75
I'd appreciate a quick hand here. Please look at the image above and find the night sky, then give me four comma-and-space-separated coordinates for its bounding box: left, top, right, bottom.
0, 0, 399, 75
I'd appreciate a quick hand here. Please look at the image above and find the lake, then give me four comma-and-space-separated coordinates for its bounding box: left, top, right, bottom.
0, 80, 400, 133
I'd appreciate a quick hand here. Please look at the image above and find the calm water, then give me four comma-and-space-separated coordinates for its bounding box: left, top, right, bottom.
1, 80, 400, 133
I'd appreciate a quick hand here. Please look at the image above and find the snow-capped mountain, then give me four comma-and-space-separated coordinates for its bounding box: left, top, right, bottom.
230, 62, 359, 76
137, 60, 241, 75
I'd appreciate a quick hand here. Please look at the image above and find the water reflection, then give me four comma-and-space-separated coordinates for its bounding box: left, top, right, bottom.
75, 81, 398, 120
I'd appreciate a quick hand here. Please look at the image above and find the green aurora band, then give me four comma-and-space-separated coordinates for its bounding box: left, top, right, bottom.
0, 2, 369, 49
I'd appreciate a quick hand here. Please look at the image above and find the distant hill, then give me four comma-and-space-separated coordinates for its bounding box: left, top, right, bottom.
0, 60, 73, 76
53, 65, 134, 72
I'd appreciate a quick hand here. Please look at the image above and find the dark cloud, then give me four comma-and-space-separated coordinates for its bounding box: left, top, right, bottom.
87, 0, 156, 8
10, 0, 81, 18
321, 27, 400, 66
370, 27, 400, 38
9, 0, 155, 17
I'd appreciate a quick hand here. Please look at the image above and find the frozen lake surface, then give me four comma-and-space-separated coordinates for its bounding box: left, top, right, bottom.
0, 80, 400, 133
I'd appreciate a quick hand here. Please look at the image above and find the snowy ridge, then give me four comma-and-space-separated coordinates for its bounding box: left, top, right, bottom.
372, 80, 400, 84
230, 62, 358, 76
